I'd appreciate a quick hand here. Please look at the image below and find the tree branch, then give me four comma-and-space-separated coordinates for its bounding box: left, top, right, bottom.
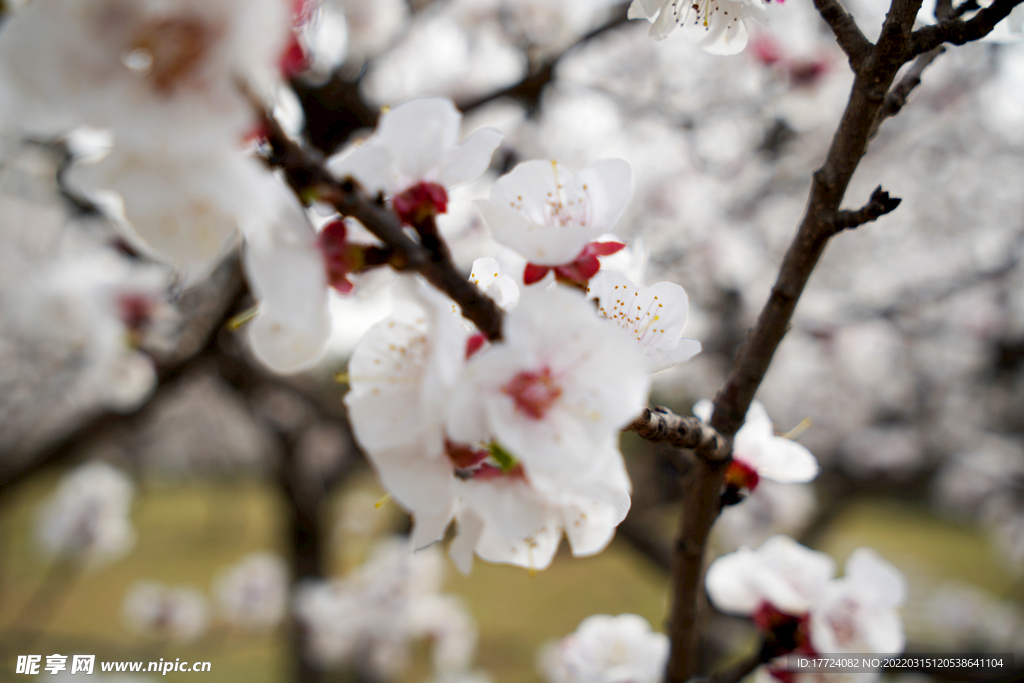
870, 47, 946, 138
456, 2, 631, 113
813, 0, 874, 71
664, 3, 937, 680
833, 185, 902, 232
911, 0, 1024, 54
626, 407, 730, 462
256, 107, 505, 341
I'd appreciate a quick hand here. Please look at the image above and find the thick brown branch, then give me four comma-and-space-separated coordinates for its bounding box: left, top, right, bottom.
833, 185, 902, 232
257, 107, 505, 341
664, 4, 940, 681
626, 407, 730, 462
870, 47, 946, 137
911, 0, 1024, 54
813, 0, 874, 71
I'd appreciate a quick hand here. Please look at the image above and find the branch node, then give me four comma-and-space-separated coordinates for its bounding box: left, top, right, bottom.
833, 186, 901, 233
627, 406, 731, 462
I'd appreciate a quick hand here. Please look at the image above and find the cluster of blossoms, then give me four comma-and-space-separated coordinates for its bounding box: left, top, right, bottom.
336, 97, 705, 572
122, 552, 290, 644
294, 537, 479, 679
707, 535, 907, 682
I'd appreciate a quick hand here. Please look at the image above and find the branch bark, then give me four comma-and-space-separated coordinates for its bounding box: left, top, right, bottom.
813, 0, 873, 71
911, 0, 1024, 54
626, 407, 730, 462
870, 47, 946, 137
257, 107, 505, 341
664, 2, 936, 680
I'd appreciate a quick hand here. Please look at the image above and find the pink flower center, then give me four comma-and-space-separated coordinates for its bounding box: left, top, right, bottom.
725, 459, 760, 491
502, 367, 562, 420
392, 182, 448, 226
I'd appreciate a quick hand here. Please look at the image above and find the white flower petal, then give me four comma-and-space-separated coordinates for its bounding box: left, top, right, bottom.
243, 198, 331, 374
377, 97, 462, 184
480, 159, 631, 265
449, 510, 485, 575
588, 271, 700, 373
751, 438, 819, 483
327, 143, 396, 196
437, 127, 503, 188
846, 548, 908, 608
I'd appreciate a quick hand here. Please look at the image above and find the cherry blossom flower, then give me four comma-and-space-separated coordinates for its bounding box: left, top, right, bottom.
293, 538, 477, 678
474, 159, 632, 268
446, 286, 649, 491
345, 276, 471, 460
213, 553, 289, 632
123, 581, 210, 644
809, 549, 907, 655
345, 279, 634, 572
539, 614, 669, 683
469, 257, 520, 311
8, 245, 169, 411
36, 461, 136, 566
706, 535, 836, 619
0, 0, 291, 146
627, 0, 770, 55
587, 270, 701, 373
708, 537, 907, 683
694, 399, 818, 491
327, 97, 503, 225
71, 145, 269, 285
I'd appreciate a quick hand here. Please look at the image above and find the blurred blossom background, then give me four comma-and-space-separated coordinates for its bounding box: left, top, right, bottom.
1, 0, 1024, 682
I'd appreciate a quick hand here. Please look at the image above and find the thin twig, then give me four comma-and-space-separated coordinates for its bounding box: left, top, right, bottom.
813, 0, 874, 71
912, 0, 1024, 55
457, 3, 631, 113
870, 47, 946, 138
255, 105, 505, 341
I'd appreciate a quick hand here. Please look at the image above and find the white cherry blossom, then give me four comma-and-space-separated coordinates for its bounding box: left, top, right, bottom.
293, 538, 477, 678
345, 276, 470, 460
123, 581, 210, 643
694, 399, 818, 487
809, 548, 907, 655
470, 257, 520, 311
8, 245, 168, 411
70, 145, 268, 286
587, 270, 701, 373
36, 461, 136, 566
474, 159, 632, 266
445, 285, 650, 493
627, 0, 769, 55
705, 535, 836, 618
327, 97, 503, 221
213, 553, 289, 632
539, 613, 669, 683
0, 0, 290, 146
